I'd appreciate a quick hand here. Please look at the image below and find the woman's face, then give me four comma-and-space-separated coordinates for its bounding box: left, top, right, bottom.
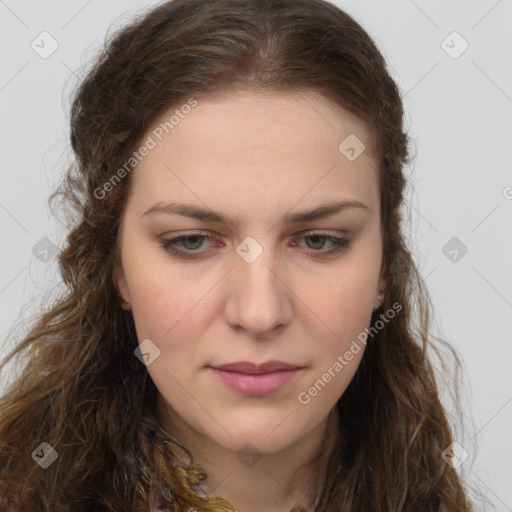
114, 89, 385, 456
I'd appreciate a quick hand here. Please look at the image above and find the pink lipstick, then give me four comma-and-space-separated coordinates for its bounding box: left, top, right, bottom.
209, 360, 303, 397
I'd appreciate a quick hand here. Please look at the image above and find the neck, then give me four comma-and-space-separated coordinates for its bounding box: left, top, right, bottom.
156, 398, 341, 512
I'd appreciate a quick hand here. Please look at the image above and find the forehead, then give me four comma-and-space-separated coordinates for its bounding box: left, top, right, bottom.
127, 89, 380, 219
147, 88, 376, 152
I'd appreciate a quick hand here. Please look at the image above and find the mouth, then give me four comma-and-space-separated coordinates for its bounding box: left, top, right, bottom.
208, 360, 304, 397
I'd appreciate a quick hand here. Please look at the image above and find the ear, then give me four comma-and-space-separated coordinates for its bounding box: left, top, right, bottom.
373, 261, 387, 311
113, 263, 132, 311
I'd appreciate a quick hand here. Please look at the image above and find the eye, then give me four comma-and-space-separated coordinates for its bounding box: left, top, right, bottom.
291, 230, 350, 257
160, 230, 350, 260
160, 231, 218, 259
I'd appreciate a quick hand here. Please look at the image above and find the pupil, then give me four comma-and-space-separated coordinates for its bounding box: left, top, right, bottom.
184, 236, 203, 249
307, 235, 325, 249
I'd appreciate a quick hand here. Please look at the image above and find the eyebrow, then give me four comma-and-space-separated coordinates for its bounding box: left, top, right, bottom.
142, 200, 370, 225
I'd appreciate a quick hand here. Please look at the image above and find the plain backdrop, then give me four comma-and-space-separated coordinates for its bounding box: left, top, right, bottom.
0, 1, 511, 509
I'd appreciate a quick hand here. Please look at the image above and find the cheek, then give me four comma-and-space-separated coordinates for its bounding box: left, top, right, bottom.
122, 250, 203, 343
293, 283, 374, 409
128, 271, 207, 395
298, 261, 379, 335
293, 255, 380, 387
304, 288, 373, 381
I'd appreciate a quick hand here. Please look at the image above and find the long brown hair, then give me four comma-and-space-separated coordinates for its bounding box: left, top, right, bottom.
0, 0, 475, 510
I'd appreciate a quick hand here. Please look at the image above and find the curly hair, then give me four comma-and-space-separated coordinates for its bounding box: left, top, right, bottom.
0, 0, 475, 510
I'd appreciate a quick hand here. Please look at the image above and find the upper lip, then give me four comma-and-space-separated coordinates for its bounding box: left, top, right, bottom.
211, 360, 301, 374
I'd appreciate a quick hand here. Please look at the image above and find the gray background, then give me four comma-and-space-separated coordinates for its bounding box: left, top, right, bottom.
0, 1, 511, 509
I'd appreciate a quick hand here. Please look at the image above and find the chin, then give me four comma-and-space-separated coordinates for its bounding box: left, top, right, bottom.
216, 430, 297, 457
202, 411, 308, 455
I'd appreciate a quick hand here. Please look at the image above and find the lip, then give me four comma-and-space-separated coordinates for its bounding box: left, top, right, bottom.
213, 360, 301, 374
209, 360, 304, 397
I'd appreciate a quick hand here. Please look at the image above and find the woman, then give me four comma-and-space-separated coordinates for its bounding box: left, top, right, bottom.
0, 0, 474, 510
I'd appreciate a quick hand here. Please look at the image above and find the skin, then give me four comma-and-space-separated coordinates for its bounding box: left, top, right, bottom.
114, 88, 386, 512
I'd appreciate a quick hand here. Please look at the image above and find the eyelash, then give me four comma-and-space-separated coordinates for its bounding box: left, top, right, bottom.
160, 230, 350, 260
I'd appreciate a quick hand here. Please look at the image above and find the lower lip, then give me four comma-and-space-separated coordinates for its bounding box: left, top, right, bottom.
209, 367, 302, 397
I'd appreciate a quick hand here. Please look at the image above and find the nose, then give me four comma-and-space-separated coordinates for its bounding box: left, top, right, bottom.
224, 244, 292, 339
